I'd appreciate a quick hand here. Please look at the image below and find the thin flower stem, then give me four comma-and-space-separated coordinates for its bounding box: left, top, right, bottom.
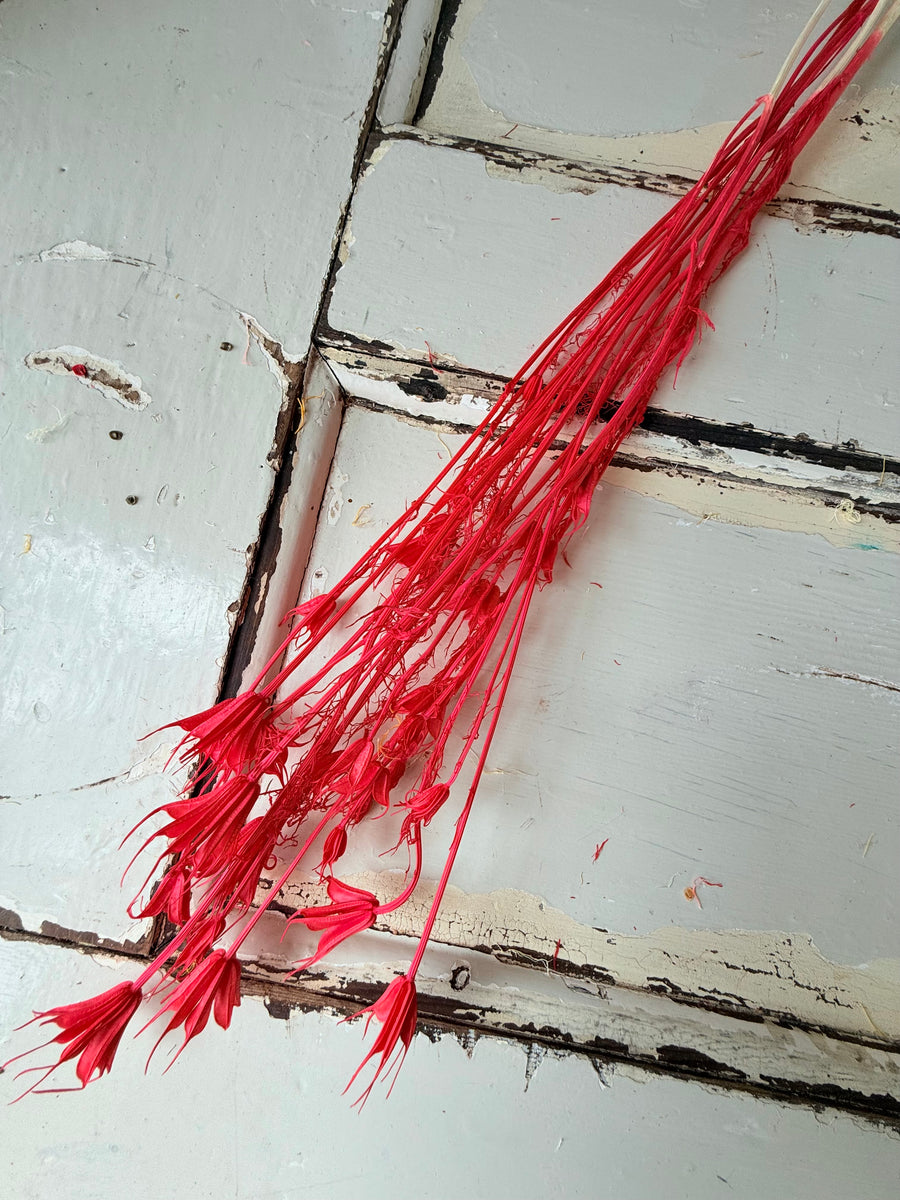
228, 810, 336, 955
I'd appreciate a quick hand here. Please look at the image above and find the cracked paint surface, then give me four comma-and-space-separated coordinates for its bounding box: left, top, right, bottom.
268, 871, 900, 1044
415, 0, 900, 210
25, 346, 151, 409
5, 938, 899, 1198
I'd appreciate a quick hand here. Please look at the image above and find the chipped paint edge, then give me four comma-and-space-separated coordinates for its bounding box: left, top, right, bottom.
415, 0, 900, 212
25, 345, 151, 409
322, 356, 900, 553
263, 872, 900, 1045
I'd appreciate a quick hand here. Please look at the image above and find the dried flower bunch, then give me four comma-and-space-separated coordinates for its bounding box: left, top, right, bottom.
6, 0, 894, 1104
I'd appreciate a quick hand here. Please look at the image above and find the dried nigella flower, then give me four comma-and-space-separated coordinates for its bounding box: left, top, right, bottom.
287, 877, 378, 970
4, 982, 143, 1099
344, 974, 418, 1107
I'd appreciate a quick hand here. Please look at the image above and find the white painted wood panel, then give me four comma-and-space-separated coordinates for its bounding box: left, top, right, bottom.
325, 138, 900, 455
1, 0, 897, 1168
3, 940, 900, 1200
0, 0, 391, 942
0, 0, 390, 348
416, 0, 900, 211
0, 267, 286, 943
274, 404, 898, 1036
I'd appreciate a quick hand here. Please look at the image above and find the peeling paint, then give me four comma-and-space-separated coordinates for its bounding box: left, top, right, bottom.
337, 212, 356, 266
271, 873, 900, 1043
484, 158, 606, 196
37, 239, 152, 268
523, 1041, 546, 1091
239, 921, 900, 1117
415, 0, 900, 211
226, 349, 345, 695
325, 468, 350, 525
605, 460, 900, 555
25, 346, 151, 409
24, 409, 73, 442
238, 313, 304, 411
323, 357, 900, 550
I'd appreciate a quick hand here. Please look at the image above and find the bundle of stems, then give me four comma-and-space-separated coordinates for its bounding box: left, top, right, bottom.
6, 0, 896, 1104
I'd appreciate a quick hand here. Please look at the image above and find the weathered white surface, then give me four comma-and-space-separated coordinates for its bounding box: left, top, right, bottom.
326, 139, 900, 453
4, 939, 900, 1200
0, 263, 282, 942
262, 871, 900, 1046
416, 0, 900, 210
0, 0, 389, 343
1, 0, 898, 1174
240, 912, 900, 1105
287, 406, 899, 977
0, 0, 391, 941
327, 355, 900, 543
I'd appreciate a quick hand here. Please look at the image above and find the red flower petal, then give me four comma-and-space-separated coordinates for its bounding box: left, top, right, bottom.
344, 975, 417, 1107
144, 950, 241, 1068
4, 981, 142, 1098
288, 877, 378, 970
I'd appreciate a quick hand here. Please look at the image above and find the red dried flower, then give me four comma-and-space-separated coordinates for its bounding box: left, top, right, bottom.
344, 974, 418, 1106
371, 758, 406, 811
146, 776, 261, 877
318, 824, 348, 875
399, 783, 450, 842
281, 593, 336, 638
144, 949, 241, 1067
4, 981, 142, 1098
168, 911, 227, 976
288, 877, 378, 970
129, 858, 192, 926
157, 692, 273, 775
14, 0, 888, 1106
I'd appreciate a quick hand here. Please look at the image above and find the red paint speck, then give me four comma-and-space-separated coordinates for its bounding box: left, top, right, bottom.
71, 363, 88, 377
593, 838, 609, 862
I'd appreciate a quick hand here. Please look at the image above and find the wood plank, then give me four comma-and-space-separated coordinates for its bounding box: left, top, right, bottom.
0, 0, 391, 942
415, 0, 900, 212
0, 265, 289, 944
0, 0, 391, 346
323, 138, 900, 455
3, 939, 900, 1196
263, 404, 898, 1044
